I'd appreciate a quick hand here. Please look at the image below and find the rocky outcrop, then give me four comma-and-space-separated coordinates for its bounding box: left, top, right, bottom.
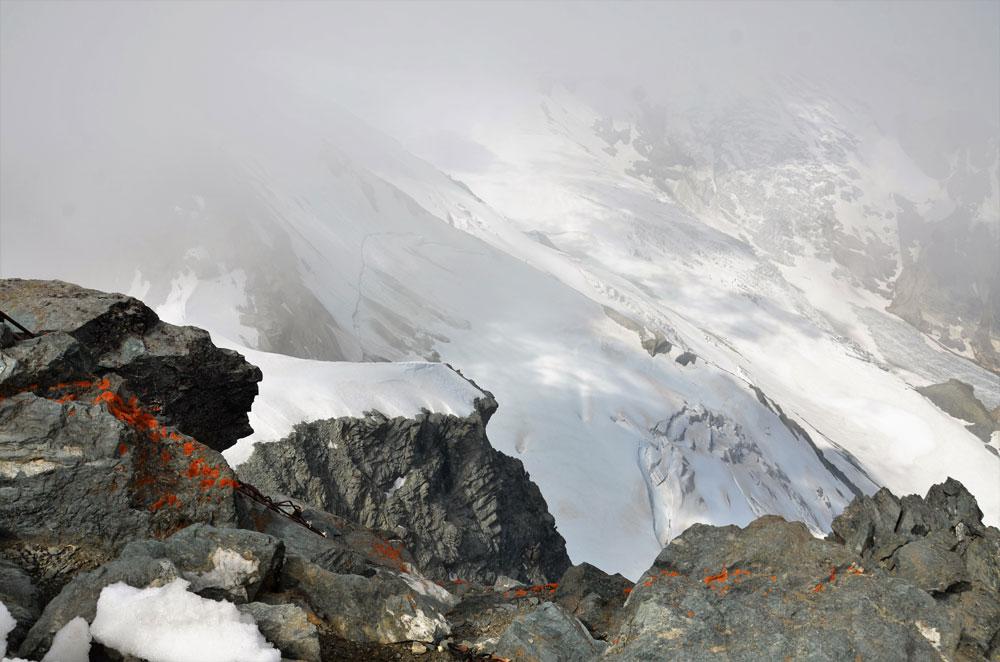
238, 404, 571, 585
17, 524, 283, 659
494, 602, 608, 662
554, 563, 632, 640
917, 379, 1000, 446
829, 477, 1000, 659
609, 479, 1000, 662
0, 279, 261, 451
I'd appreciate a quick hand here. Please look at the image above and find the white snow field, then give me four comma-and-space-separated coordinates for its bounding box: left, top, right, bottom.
3, 73, 997, 579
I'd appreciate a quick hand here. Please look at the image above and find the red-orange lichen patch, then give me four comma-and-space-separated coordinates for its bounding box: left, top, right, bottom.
659, 569, 681, 577
623, 587, 632, 595
182, 442, 195, 456
372, 540, 408, 573
118, 444, 129, 456
686, 610, 695, 618
847, 563, 864, 576
811, 582, 824, 593
703, 567, 729, 587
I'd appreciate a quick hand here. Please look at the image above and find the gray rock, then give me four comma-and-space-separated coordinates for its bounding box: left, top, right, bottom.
237, 602, 320, 662
0, 386, 240, 593
279, 555, 455, 644
0, 278, 261, 451
19, 524, 282, 659
828, 478, 1000, 658
890, 532, 966, 593
611, 516, 959, 661
0, 559, 41, 653
554, 562, 631, 640
238, 399, 570, 585
493, 602, 607, 662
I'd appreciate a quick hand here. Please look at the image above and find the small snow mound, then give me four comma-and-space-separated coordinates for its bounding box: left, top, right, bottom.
42, 617, 91, 662
90, 579, 280, 662
1, 600, 16, 658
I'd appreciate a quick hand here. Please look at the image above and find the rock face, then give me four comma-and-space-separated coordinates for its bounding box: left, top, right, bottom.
238, 404, 571, 585
494, 602, 608, 662
0, 281, 260, 596
916, 379, 1000, 446
610, 479, 1000, 662
0, 278, 261, 451
829, 477, 1000, 659
554, 563, 632, 640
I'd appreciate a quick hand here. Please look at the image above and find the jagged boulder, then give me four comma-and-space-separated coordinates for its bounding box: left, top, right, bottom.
238, 403, 571, 585
610, 479, 1000, 661
236, 602, 321, 662
0, 279, 262, 596
610, 516, 958, 661
554, 563, 632, 640
829, 477, 1000, 659
0, 559, 41, 654
237, 490, 424, 578
0, 278, 261, 451
278, 554, 456, 644
493, 602, 607, 662
18, 525, 283, 659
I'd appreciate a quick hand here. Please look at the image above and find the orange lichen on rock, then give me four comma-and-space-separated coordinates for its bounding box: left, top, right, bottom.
703, 567, 729, 587
828, 567, 837, 583
687, 610, 695, 618
182, 441, 195, 456
847, 562, 864, 576
623, 587, 632, 595
372, 540, 408, 572
811, 582, 825, 593
660, 569, 681, 577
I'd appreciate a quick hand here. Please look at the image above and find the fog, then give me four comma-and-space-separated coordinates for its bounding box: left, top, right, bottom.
1, 0, 997, 295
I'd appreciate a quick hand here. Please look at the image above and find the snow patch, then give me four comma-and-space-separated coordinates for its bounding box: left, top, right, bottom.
385, 476, 407, 498
89, 579, 279, 662
1, 600, 15, 658
183, 548, 260, 601
42, 617, 91, 662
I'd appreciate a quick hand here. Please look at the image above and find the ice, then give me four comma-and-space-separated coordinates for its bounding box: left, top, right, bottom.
89, 579, 279, 662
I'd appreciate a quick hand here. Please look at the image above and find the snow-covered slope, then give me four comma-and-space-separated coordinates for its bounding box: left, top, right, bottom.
214, 343, 487, 466
3, 80, 997, 579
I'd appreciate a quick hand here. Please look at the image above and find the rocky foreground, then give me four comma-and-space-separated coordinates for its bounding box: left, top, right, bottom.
1, 279, 998, 662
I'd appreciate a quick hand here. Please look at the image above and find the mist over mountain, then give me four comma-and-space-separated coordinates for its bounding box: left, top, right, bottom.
2, 0, 998, 582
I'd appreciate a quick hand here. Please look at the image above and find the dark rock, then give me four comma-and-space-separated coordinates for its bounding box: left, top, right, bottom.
19, 524, 283, 659
279, 555, 456, 644
236, 601, 321, 662
828, 478, 1000, 659
0, 559, 41, 653
611, 516, 959, 661
554, 563, 631, 640
0, 278, 261, 451
890, 531, 966, 593
238, 401, 570, 585
493, 602, 607, 662
674, 351, 697, 366
0, 383, 240, 593
237, 490, 421, 578
916, 380, 999, 443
